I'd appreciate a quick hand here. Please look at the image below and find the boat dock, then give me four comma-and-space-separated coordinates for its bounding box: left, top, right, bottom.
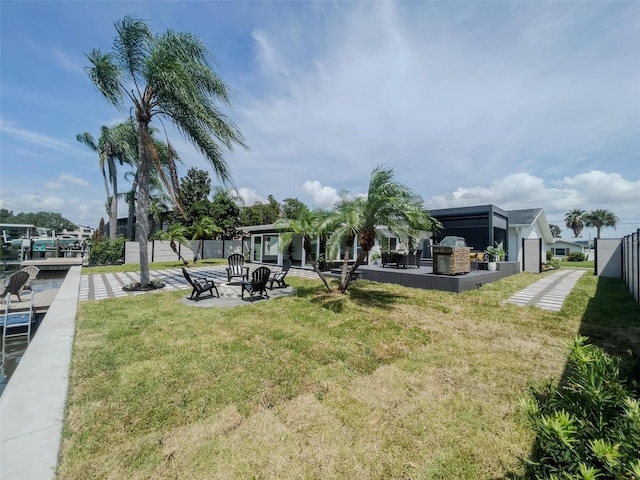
0, 289, 60, 315
20, 257, 84, 271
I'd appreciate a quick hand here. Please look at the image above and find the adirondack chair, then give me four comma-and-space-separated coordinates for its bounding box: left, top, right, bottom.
269, 259, 291, 289
20, 265, 40, 291
1, 271, 30, 303
182, 268, 219, 301
226, 254, 249, 282
241, 266, 271, 302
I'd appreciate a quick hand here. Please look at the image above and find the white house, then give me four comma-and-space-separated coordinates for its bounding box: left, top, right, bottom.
506, 208, 554, 264
548, 239, 586, 258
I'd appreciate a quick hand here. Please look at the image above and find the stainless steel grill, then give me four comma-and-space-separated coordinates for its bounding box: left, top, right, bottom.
433, 237, 470, 275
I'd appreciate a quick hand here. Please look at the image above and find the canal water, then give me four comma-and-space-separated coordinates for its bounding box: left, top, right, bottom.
0, 273, 66, 396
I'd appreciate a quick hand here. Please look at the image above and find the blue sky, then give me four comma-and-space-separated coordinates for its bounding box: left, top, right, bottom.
1, 1, 639, 238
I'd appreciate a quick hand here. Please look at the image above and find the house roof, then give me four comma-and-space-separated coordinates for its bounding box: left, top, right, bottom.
507, 208, 543, 226
507, 208, 554, 243
551, 239, 587, 248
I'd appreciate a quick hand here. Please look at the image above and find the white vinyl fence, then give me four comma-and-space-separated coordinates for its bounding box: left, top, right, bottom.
124, 239, 249, 264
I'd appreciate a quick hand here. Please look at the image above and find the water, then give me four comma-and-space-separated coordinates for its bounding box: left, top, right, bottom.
1, 272, 66, 396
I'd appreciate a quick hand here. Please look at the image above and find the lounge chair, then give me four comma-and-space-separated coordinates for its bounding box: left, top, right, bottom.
241, 266, 271, 302
0, 271, 30, 302
182, 268, 219, 301
20, 265, 40, 291
226, 254, 249, 282
269, 259, 291, 289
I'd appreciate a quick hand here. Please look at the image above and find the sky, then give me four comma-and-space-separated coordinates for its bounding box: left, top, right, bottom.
1, 1, 639, 239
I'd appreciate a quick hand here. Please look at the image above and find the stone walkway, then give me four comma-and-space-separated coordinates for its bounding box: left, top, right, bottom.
506, 269, 586, 312
79, 264, 319, 301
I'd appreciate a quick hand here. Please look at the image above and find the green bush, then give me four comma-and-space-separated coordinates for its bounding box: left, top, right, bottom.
567, 252, 586, 262
521, 336, 640, 479
547, 250, 554, 262
89, 238, 125, 266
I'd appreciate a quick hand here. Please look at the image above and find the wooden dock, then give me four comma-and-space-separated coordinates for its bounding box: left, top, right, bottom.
20, 257, 84, 271
0, 289, 59, 315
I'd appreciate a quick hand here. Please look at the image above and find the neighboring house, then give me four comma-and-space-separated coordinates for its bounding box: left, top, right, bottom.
506, 208, 554, 264
548, 239, 586, 258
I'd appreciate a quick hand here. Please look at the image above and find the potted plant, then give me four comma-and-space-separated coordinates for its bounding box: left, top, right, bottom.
370, 251, 381, 265
485, 242, 506, 272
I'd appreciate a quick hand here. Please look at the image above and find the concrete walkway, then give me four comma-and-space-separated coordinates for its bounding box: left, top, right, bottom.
506, 269, 586, 312
79, 264, 319, 301
1, 266, 81, 480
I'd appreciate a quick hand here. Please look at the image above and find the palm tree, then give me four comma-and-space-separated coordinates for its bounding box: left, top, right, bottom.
325, 195, 362, 289
152, 224, 189, 265
86, 15, 246, 286
564, 209, 586, 238
584, 209, 619, 239
189, 216, 221, 263
327, 166, 441, 293
76, 122, 136, 238
274, 210, 333, 292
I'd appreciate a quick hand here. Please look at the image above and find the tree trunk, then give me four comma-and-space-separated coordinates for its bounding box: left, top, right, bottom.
108, 156, 118, 239
101, 167, 113, 238
303, 236, 331, 292
340, 250, 368, 293
137, 122, 152, 286
127, 175, 138, 241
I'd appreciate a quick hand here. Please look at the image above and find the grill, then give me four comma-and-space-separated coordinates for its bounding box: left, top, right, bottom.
432, 237, 471, 275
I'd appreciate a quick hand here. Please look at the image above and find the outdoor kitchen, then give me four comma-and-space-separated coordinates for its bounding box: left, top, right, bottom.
432, 236, 471, 275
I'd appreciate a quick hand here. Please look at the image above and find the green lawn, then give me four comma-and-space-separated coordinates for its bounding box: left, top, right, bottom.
558, 259, 594, 269
58, 271, 639, 479
81, 258, 226, 275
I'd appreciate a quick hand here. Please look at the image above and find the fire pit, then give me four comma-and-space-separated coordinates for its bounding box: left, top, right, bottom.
432, 236, 471, 275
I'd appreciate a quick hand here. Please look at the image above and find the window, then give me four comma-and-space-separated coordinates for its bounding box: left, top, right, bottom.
554, 248, 566, 256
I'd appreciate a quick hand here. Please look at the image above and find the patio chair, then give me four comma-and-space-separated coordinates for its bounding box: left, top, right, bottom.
20, 265, 40, 291
226, 254, 249, 282
242, 266, 271, 302
182, 268, 219, 301
0, 271, 30, 302
269, 259, 291, 290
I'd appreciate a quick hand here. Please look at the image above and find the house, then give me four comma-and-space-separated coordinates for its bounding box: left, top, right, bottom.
506, 208, 554, 264
548, 239, 586, 258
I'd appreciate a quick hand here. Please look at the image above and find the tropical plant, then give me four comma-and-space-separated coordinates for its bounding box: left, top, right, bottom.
188, 216, 221, 263
521, 336, 640, 479
152, 224, 189, 265
326, 165, 441, 293
585, 209, 619, 239
565, 209, 587, 238
274, 209, 332, 292
88, 237, 125, 265
86, 15, 246, 287
485, 241, 506, 261
77, 122, 136, 239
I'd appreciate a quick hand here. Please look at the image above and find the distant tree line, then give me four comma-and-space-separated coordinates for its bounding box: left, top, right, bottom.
0, 208, 77, 231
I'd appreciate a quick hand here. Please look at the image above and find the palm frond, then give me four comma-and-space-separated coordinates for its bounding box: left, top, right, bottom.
85, 49, 124, 109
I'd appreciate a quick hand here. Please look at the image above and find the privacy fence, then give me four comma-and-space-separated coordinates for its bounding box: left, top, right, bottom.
594, 229, 639, 306
124, 239, 250, 264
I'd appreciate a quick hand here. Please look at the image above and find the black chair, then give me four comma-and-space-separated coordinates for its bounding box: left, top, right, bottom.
242, 266, 271, 302
269, 259, 291, 290
226, 254, 250, 282
0, 271, 30, 302
182, 268, 219, 301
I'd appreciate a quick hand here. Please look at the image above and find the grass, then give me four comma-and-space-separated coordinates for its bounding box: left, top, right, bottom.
558, 259, 594, 269
82, 258, 226, 275
57, 271, 639, 479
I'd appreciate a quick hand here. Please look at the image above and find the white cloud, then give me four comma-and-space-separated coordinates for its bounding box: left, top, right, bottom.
301, 180, 340, 209
0, 118, 79, 153
45, 173, 90, 189
234, 187, 265, 206
52, 49, 84, 75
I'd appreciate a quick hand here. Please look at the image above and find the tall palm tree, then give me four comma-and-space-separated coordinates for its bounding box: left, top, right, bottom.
564, 209, 586, 238
76, 122, 136, 238
274, 209, 332, 292
584, 209, 619, 239
86, 15, 246, 286
327, 166, 441, 293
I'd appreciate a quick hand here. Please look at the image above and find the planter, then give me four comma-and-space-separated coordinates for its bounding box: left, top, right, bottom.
487, 261, 497, 271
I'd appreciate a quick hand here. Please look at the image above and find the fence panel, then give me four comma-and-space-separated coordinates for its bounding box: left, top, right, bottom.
595, 238, 622, 278
522, 238, 542, 273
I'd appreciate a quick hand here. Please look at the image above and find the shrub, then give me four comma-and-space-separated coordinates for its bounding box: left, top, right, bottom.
521, 336, 640, 479
547, 250, 554, 262
567, 252, 586, 262
89, 237, 125, 265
